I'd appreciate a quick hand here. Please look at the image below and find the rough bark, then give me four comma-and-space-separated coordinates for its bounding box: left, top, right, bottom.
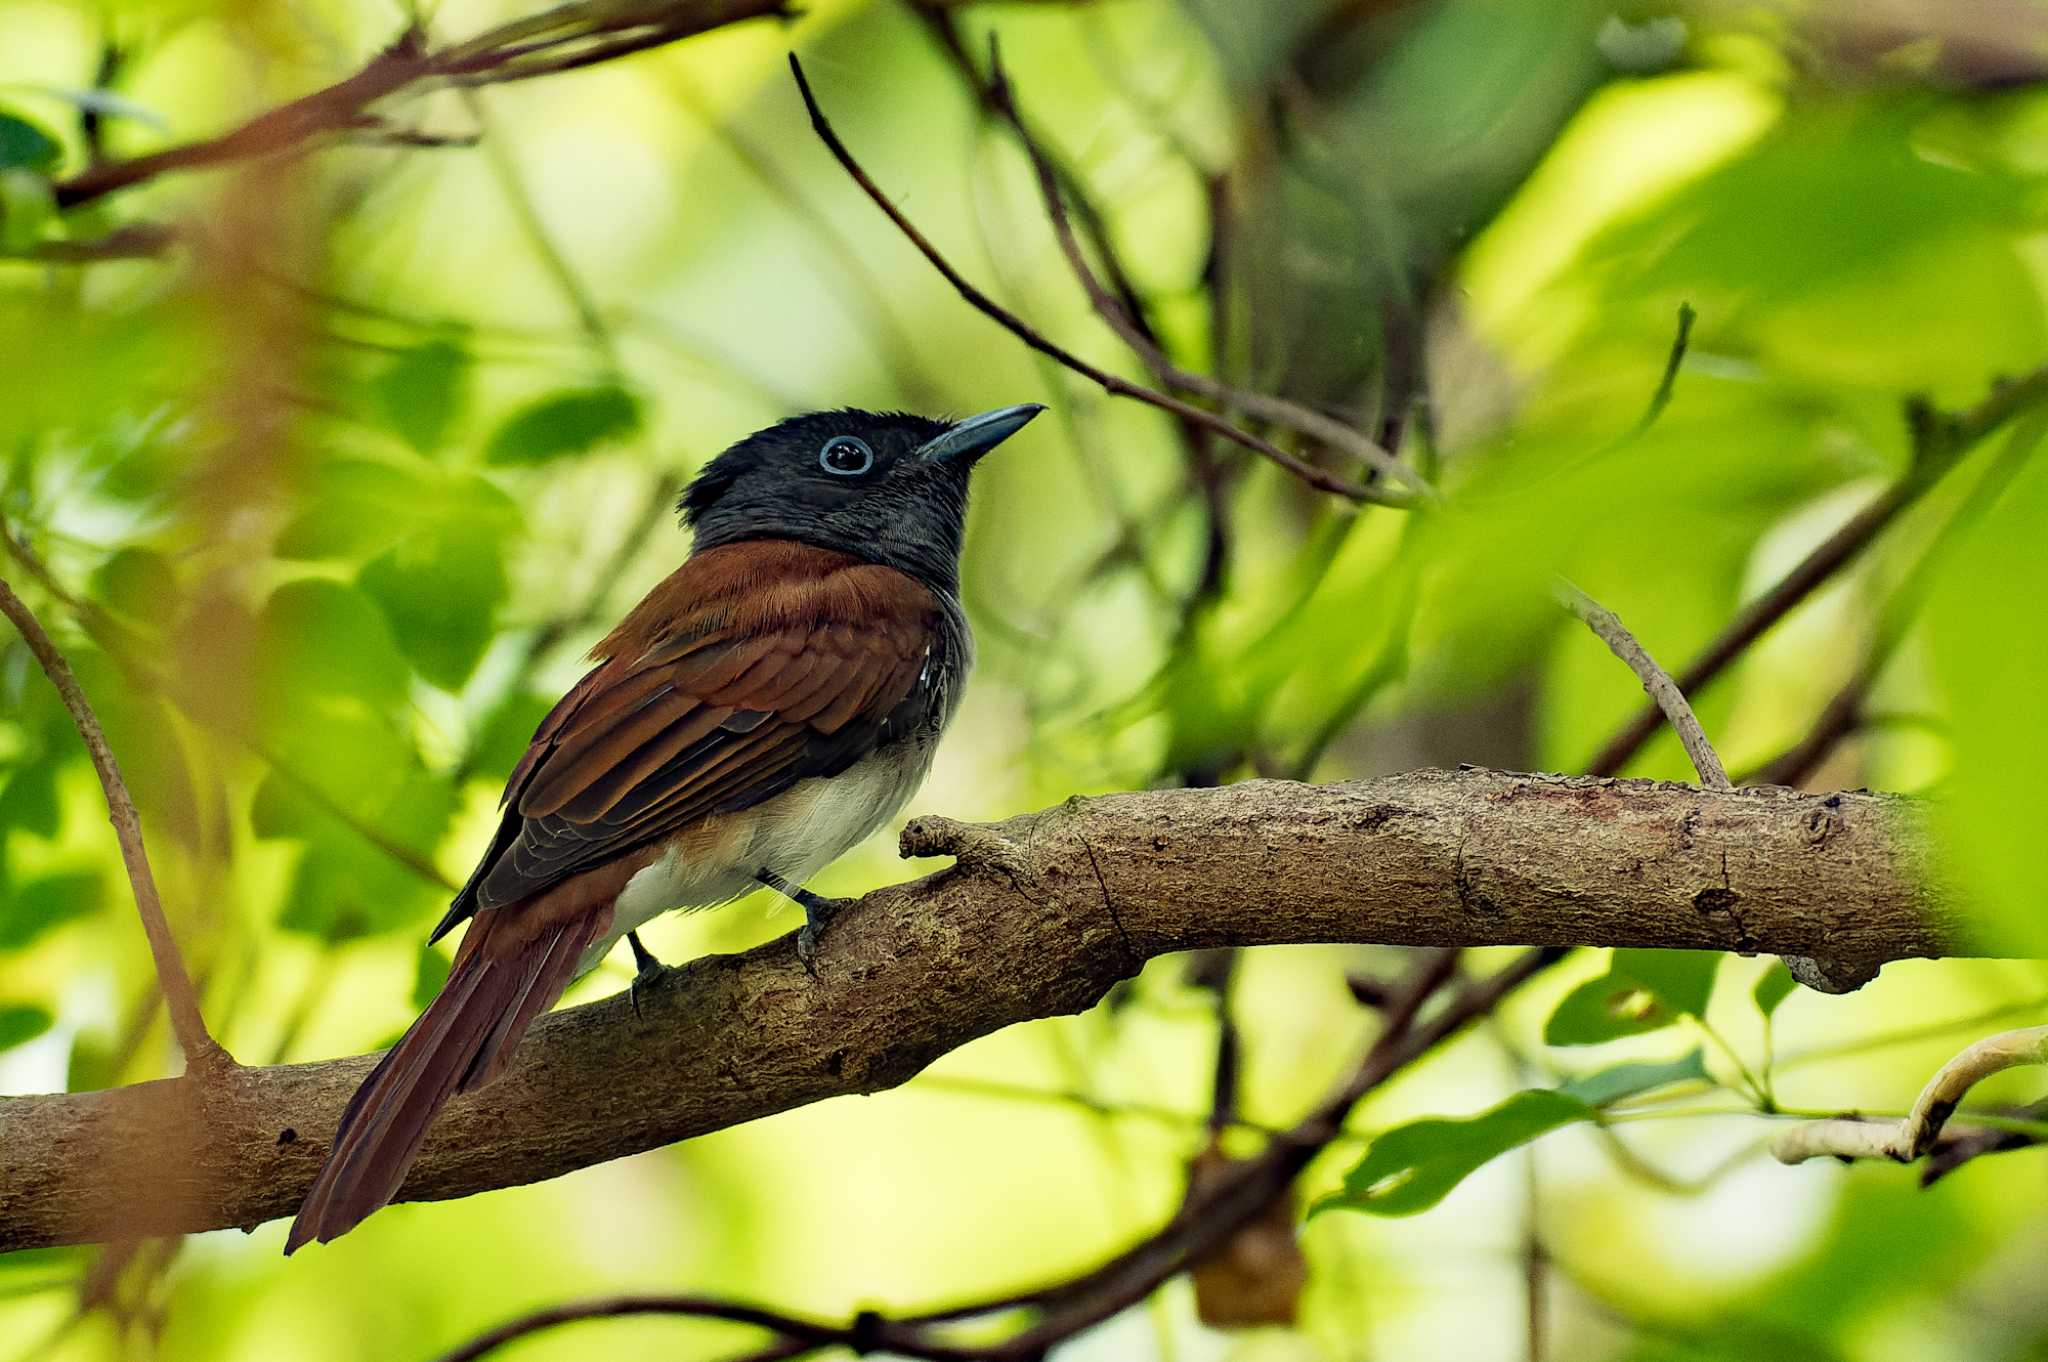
0, 768, 1978, 1251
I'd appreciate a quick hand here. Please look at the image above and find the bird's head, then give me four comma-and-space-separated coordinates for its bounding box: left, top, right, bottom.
680, 404, 1043, 592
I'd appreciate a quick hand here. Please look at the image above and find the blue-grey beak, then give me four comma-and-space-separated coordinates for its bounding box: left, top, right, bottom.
917, 403, 1045, 467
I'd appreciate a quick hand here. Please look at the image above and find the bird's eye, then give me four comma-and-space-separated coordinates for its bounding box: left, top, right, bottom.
818, 436, 875, 477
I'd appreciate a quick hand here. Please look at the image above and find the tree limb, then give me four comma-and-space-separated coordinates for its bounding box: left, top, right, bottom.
0, 768, 1978, 1251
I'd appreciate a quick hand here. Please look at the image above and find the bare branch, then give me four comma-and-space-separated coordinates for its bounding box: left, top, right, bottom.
1559, 581, 1730, 790
430, 1294, 985, 1362
1772, 1025, 2048, 1166
0, 576, 227, 1072
785, 55, 1411, 508
0, 768, 1977, 1251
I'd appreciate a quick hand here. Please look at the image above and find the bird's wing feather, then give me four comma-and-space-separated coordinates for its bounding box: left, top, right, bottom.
431, 542, 941, 941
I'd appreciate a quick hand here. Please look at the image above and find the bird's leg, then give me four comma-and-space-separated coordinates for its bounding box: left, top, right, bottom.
627, 930, 664, 1020
756, 868, 853, 974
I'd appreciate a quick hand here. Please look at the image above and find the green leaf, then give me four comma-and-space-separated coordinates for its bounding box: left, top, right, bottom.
255, 578, 411, 718
1544, 975, 1677, 1045
1752, 960, 1798, 1018
370, 338, 470, 454
0, 756, 61, 839
1930, 446, 2048, 953
276, 460, 519, 561
469, 690, 557, 782
485, 386, 640, 465
275, 459, 432, 560
0, 111, 61, 173
272, 768, 457, 942
90, 547, 179, 621
358, 523, 507, 690
1543, 949, 1722, 1046
0, 167, 55, 253
412, 943, 452, 1008
1556, 1048, 1710, 1107
0, 870, 102, 948
0, 1003, 52, 1051
1611, 948, 1720, 1018
1315, 1090, 1590, 1218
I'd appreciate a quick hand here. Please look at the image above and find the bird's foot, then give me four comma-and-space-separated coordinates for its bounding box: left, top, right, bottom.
794, 896, 854, 976
627, 930, 665, 1020
757, 868, 852, 976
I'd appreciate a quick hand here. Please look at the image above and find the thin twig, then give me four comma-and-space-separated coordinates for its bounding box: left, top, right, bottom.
1558, 581, 1729, 790
52, 2, 792, 210
0, 576, 227, 1070
1772, 1025, 2048, 1166
428, 1294, 986, 1362
785, 55, 1408, 508
979, 44, 1435, 499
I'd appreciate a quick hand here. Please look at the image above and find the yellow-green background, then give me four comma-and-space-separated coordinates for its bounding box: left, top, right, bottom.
3, 1, 2047, 1358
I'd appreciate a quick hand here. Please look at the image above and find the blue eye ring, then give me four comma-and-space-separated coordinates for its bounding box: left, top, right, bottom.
819, 435, 875, 477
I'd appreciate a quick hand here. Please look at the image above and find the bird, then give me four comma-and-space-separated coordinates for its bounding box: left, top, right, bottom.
284, 402, 1043, 1252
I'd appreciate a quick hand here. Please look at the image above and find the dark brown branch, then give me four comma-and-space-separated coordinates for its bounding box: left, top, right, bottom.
431, 1294, 987, 1362
1588, 363, 2048, 777
0, 576, 226, 1072
52, 1, 791, 210
0, 768, 1979, 1252
785, 55, 1410, 508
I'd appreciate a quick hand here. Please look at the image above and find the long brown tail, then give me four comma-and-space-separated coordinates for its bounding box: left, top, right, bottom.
284, 909, 607, 1253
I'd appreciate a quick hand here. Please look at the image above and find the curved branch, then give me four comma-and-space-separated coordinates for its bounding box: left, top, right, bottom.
0, 768, 1977, 1251
1771, 1025, 2048, 1166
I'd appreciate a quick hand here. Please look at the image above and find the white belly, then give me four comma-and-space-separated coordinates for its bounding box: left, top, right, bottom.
585, 739, 938, 971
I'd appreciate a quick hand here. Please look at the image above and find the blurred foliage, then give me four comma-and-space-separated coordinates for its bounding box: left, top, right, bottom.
3, 0, 2048, 1359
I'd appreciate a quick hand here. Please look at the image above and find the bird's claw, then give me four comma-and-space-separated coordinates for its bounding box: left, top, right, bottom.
795, 897, 850, 977
627, 931, 664, 1020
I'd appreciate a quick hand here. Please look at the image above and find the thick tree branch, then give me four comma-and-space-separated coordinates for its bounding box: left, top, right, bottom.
0, 768, 1977, 1251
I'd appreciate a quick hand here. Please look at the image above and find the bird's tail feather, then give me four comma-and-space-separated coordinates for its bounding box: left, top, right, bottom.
283, 909, 606, 1253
